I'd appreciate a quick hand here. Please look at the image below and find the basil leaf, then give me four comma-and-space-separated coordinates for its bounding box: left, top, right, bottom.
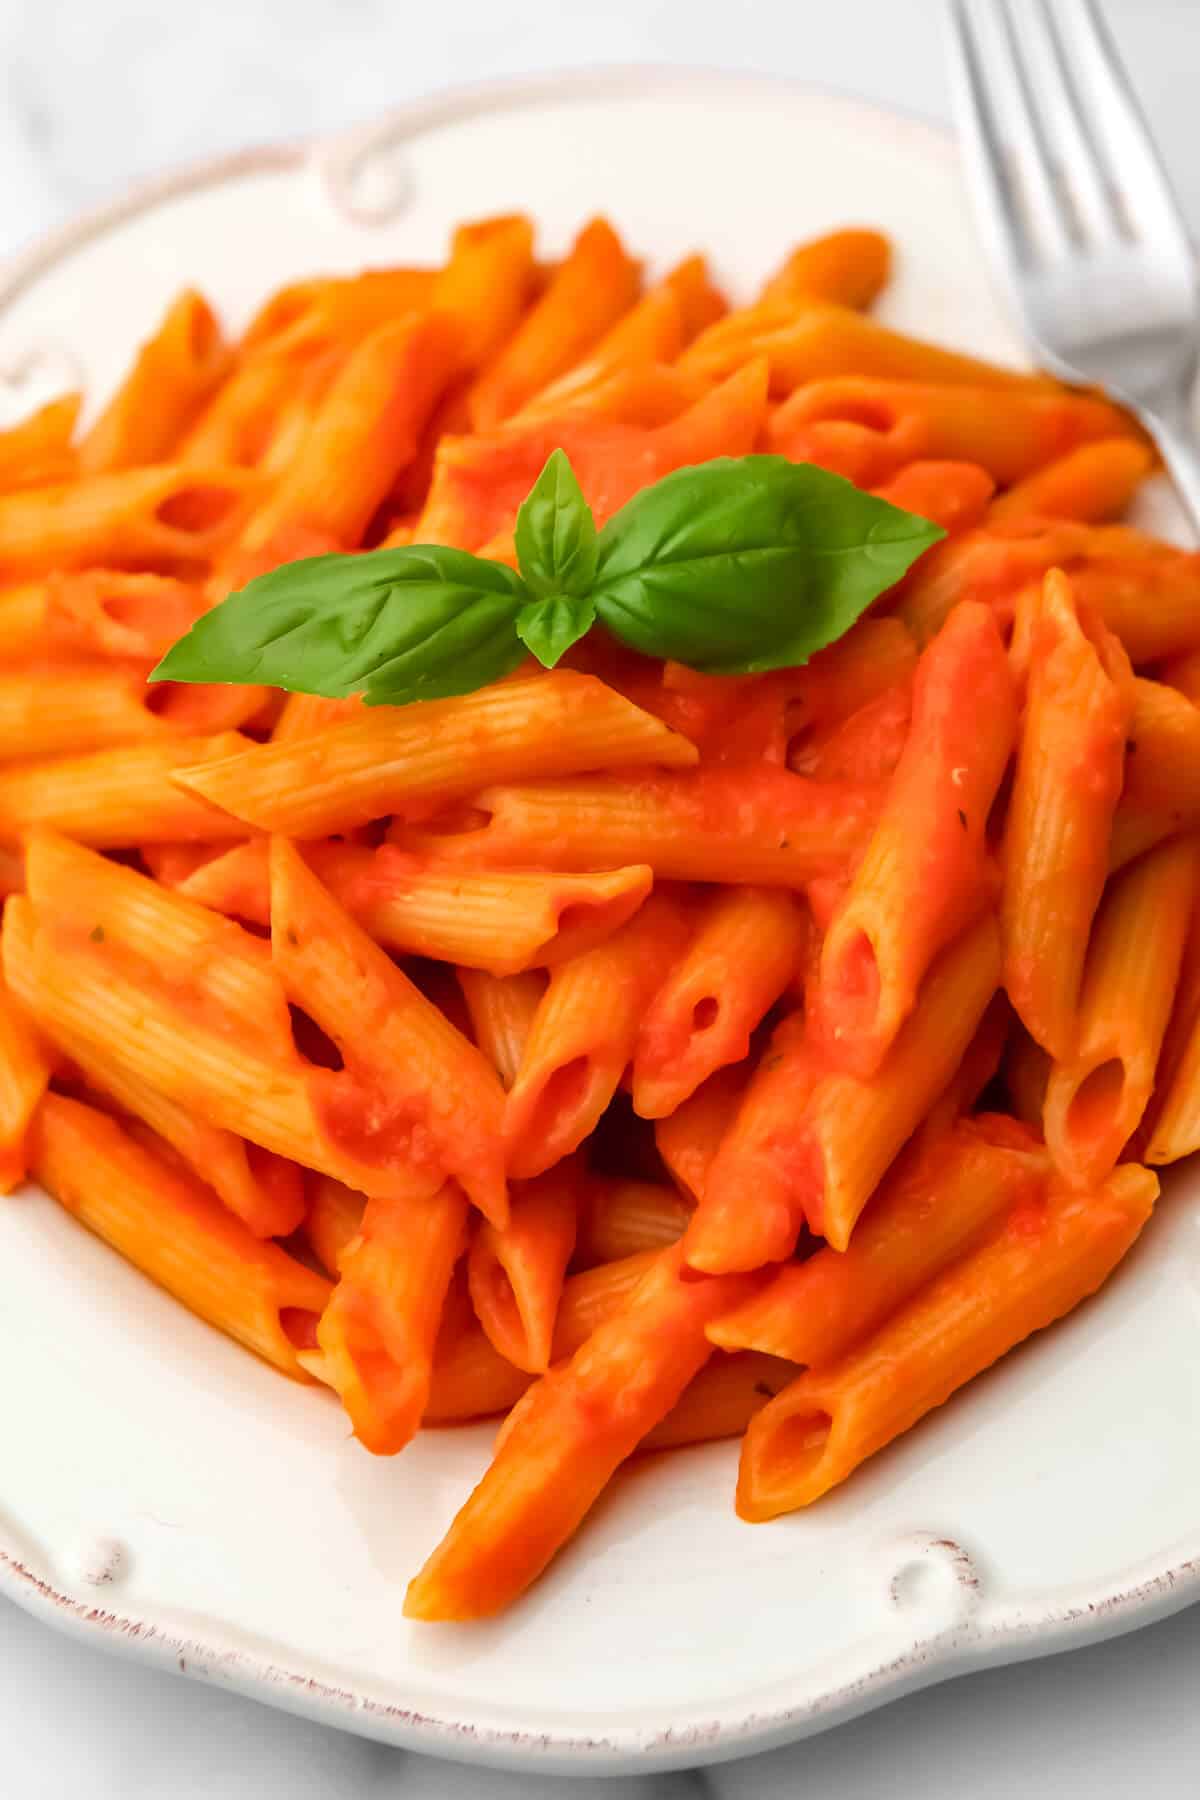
514, 448, 598, 599
516, 594, 597, 668
591, 455, 945, 674
150, 545, 530, 707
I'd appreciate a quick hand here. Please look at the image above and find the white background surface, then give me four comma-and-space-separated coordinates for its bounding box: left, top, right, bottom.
1, 1, 1198, 1794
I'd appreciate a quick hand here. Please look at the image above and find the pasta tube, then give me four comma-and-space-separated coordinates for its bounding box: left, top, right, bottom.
1043, 836, 1199, 1188
1002, 570, 1135, 1057
32, 1093, 331, 1379
736, 1164, 1155, 1519
404, 1246, 758, 1619
173, 673, 698, 838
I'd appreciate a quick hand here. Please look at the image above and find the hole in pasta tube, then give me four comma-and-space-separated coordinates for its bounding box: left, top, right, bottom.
691, 996, 720, 1033
550, 890, 654, 962
514, 1056, 599, 1164
786, 728, 818, 775
287, 1004, 346, 1072
823, 926, 882, 1043
743, 1403, 835, 1517
140, 681, 174, 717
471, 1255, 531, 1370
1064, 1057, 1129, 1154
279, 1307, 322, 1352
555, 900, 613, 938
154, 485, 243, 534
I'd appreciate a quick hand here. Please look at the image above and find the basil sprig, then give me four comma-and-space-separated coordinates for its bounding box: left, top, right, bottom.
151, 450, 943, 705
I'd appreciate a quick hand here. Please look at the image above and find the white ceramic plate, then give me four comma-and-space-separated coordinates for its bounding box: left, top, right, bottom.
1, 67, 1198, 1780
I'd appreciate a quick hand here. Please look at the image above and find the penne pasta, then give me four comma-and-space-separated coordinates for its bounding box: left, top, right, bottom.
811, 601, 1015, 1077
240, 266, 438, 358
0, 975, 52, 1191
0, 569, 206, 665
8, 844, 492, 1208
406, 765, 880, 888
0, 732, 255, 846
457, 968, 546, 1091
512, 360, 707, 431
3, 864, 300, 1237
1042, 836, 1199, 1188
574, 1177, 693, 1265
736, 1164, 1156, 1519
79, 290, 229, 473
641, 1350, 798, 1452
431, 214, 538, 374
0, 464, 258, 575
425, 1246, 664, 1424
0, 664, 162, 761
269, 692, 363, 742
0, 394, 80, 493
871, 460, 996, 534
234, 313, 461, 554
1002, 569, 1135, 1057
309, 1182, 469, 1454
679, 297, 1057, 396
468, 217, 642, 429
789, 680, 913, 786
305, 1174, 366, 1276
759, 228, 892, 310
1109, 678, 1200, 869
70, 1031, 303, 1239
178, 352, 304, 468
988, 437, 1155, 524
4, 206, 1193, 1623
708, 1118, 1046, 1363
468, 1163, 580, 1372
1076, 548, 1200, 665
685, 914, 1002, 1268
653, 1063, 748, 1203
268, 837, 508, 1224
679, 1010, 823, 1269
176, 838, 654, 975
420, 360, 766, 555
32, 1092, 331, 1378
917, 991, 1012, 1146
504, 894, 689, 1178
895, 518, 1200, 661
404, 1246, 758, 1619
173, 672, 698, 838
632, 886, 808, 1118
518, 255, 724, 416
768, 378, 1131, 487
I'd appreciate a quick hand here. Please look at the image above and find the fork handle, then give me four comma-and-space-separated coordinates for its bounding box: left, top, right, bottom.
1140, 397, 1200, 542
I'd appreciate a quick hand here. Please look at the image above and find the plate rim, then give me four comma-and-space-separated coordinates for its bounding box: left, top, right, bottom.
2, 60, 1198, 1775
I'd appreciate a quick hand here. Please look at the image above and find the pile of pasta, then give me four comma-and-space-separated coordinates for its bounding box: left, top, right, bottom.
1, 212, 1198, 1623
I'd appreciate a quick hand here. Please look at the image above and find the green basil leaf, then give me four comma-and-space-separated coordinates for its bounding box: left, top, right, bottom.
150, 545, 530, 707
516, 594, 597, 668
514, 448, 599, 599
591, 455, 945, 674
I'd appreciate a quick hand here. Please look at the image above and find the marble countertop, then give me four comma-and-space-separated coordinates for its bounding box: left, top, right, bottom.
3, 1, 1200, 1794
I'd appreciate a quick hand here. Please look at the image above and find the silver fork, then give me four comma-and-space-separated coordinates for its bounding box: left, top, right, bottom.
947, 0, 1200, 533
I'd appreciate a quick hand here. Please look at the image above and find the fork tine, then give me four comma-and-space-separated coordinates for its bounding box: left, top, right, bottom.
951, 0, 1078, 268
946, 0, 1036, 273
1024, 0, 1129, 244
990, 0, 1082, 255
1060, 0, 1194, 252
